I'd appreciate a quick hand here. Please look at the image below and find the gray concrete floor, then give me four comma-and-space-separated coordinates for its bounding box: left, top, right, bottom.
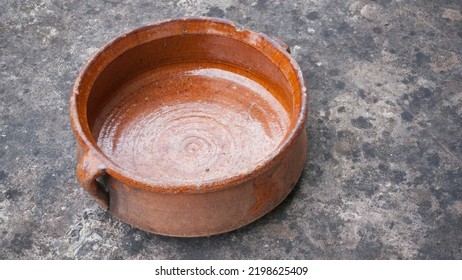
1, 0, 461, 259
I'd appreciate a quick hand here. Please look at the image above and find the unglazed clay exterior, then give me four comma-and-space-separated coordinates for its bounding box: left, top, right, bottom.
69, 18, 308, 237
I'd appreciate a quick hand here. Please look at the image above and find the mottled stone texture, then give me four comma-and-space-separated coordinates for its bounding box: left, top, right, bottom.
1, 0, 461, 259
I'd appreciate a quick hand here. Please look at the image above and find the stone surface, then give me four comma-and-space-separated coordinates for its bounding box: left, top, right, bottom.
1, 0, 461, 259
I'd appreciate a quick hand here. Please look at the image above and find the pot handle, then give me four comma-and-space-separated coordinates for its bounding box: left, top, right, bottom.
76, 150, 109, 210
271, 36, 290, 53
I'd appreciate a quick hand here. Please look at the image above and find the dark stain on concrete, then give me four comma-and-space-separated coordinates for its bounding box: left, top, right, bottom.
415, 52, 431, 67
0, 170, 7, 181
392, 170, 406, 184
372, 0, 392, 7
337, 22, 354, 34
328, 69, 340, 76
10, 233, 33, 254
254, 0, 268, 10
306, 11, 320, 21
372, 26, 383, 34
204, 7, 225, 18
351, 116, 373, 129
426, 153, 441, 167
400, 111, 414, 122
5, 189, 22, 201
362, 142, 376, 159
335, 81, 346, 90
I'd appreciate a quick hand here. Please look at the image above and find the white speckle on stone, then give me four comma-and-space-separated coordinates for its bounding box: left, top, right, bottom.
316, 62, 323, 66
86, 47, 99, 56
417, 77, 435, 88
49, 27, 58, 37
291, 45, 302, 60
349, 1, 364, 13
442, 9, 462, 21
360, 4, 378, 21
307, 28, 316, 33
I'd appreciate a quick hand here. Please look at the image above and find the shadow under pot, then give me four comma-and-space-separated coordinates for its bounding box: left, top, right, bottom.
69, 17, 308, 237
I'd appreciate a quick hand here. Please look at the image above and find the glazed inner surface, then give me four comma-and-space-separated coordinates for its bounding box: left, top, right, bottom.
88, 34, 299, 185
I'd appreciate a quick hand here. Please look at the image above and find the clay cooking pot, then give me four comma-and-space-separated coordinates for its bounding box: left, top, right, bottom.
69, 18, 308, 237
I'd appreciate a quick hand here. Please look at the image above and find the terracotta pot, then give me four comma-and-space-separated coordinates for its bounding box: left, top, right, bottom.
69, 18, 308, 237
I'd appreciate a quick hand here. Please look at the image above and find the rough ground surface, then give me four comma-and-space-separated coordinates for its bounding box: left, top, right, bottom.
1, 0, 461, 259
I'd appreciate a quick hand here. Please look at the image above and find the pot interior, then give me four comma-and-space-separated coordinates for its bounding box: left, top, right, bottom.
86, 32, 302, 185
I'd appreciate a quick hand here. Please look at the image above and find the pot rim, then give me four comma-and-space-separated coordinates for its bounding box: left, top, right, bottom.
69, 17, 308, 194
